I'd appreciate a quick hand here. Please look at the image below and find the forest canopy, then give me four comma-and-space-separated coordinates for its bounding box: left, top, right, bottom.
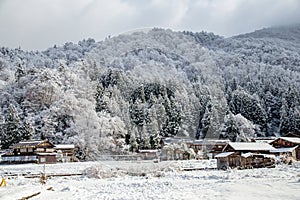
0, 25, 299, 160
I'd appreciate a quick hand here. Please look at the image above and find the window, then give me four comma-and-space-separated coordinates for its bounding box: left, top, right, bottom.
40, 157, 46, 163
28, 148, 33, 152
36, 148, 44, 152
20, 148, 27, 153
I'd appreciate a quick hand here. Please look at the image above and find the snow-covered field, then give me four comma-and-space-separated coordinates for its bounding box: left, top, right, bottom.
0, 160, 299, 200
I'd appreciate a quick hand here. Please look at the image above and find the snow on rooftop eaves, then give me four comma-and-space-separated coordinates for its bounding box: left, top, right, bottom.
279, 137, 300, 144
215, 152, 235, 158
19, 140, 45, 144
270, 146, 298, 153
241, 153, 276, 158
54, 144, 75, 149
241, 152, 253, 158
13, 140, 48, 148
228, 142, 275, 151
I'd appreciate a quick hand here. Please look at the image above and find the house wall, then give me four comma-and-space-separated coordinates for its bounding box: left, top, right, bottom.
272, 139, 295, 148
217, 157, 229, 169
271, 138, 300, 161
217, 155, 275, 170
1, 155, 37, 164
37, 155, 56, 164
296, 148, 300, 160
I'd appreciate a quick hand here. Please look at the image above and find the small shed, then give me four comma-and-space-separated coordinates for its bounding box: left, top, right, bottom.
138, 150, 159, 160
215, 152, 236, 169
54, 144, 75, 162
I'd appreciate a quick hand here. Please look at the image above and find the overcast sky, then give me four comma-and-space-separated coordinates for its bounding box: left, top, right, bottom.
0, 0, 300, 50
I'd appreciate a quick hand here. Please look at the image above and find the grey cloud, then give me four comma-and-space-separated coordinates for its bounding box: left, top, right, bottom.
0, 0, 299, 50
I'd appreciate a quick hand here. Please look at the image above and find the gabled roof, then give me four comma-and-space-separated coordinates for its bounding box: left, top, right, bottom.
226, 142, 275, 151
284, 132, 300, 138
277, 137, 300, 144
190, 139, 230, 145
13, 140, 54, 148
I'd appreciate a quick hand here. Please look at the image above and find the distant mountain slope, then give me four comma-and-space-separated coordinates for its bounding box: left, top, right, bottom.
233, 24, 300, 43
0, 25, 299, 160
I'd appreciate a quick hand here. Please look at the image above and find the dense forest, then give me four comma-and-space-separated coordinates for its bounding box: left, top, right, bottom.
0, 25, 299, 160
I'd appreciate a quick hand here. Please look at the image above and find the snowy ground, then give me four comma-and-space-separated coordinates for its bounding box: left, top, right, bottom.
0, 160, 299, 200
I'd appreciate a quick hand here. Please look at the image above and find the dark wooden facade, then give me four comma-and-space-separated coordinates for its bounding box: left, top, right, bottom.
284, 132, 300, 138
216, 152, 275, 169
37, 153, 57, 164
2, 140, 56, 164
270, 137, 300, 160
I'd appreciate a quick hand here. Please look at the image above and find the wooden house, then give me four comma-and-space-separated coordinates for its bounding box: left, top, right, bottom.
138, 149, 159, 160
185, 139, 230, 159
215, 152, 236, 169
1, 140, 56, 164
215, 142, 276, 169
160, 137, 192, 160
270, 146, 298, 163
54, 144, 75, 162
270, 137, 300, 160
215, 151, 276, 170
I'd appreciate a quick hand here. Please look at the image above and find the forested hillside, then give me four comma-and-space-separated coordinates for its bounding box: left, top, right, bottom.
0, 25, 299, 160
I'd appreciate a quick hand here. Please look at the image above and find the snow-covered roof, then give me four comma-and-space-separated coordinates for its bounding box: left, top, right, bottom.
241, 153, 253, 158
241, 153, 276, 159
191, 139, 230, 145
161, 137, 193, 145
13, 140, 53, 148
215, 152, 235, 158
279, 137, 300, 144
270, 146, 298, 153
227, 142, 275, 151
54, 144, 75, 149
162, 138, 229, 145
139, 150, 158, 153
36, 152, 57, 156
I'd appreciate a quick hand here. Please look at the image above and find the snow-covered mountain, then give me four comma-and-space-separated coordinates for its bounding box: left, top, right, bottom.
0, 25, 299, 160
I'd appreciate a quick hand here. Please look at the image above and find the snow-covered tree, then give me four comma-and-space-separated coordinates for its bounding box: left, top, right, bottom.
1, 104, 31, 149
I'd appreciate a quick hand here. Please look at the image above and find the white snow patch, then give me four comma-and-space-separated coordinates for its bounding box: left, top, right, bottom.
0, 161, 299, 200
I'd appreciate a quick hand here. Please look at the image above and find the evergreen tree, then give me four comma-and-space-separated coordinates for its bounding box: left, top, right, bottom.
1, 104, 24, 149
230, 89, 267, 133
279, 99, 290, 134
221, 112, 239, 141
